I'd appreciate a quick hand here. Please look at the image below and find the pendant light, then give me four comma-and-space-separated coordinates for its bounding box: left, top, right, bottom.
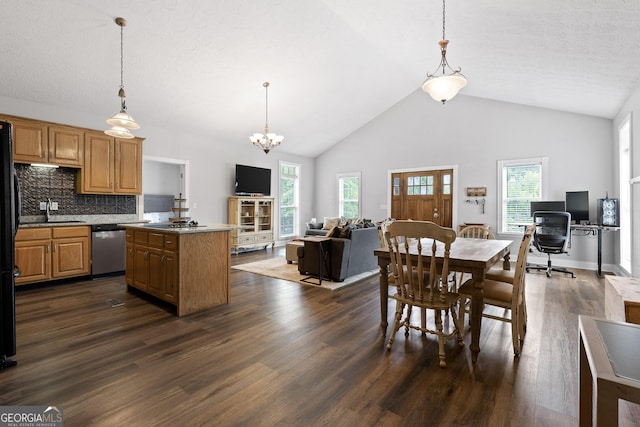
249, 82, 283, 154
421, 0, 467, 103
105, 17, 140, 139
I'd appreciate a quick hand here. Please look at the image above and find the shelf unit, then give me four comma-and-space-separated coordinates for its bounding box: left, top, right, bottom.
228, 196, 274, 253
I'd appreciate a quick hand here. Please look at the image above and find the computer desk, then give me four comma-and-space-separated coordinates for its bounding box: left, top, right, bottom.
570, 224, 619, 278
511, 222, 619, 278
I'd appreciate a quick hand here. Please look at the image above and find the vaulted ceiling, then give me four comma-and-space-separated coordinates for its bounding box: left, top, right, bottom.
2, 0, 639, 157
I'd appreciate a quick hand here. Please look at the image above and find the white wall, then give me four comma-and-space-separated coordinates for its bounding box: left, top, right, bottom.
143, 160, 181, 196
614, 85, 640, 276
0, 95, 316, 239
314, 90, 615, 270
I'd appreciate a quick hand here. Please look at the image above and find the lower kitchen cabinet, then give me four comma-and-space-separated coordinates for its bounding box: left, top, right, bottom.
15, 226, 90, 285
126, 229, 179, 304
124, 226, 230, 316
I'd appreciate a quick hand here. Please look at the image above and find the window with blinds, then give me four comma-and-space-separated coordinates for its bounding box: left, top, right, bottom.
498, 158, 548, 233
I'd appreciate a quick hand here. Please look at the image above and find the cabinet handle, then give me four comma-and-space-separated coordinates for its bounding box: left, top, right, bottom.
161, 255, 166, 262
144, 251, 149, 260
41, 150, 46, 158
46, 244, 49, 253
52, 244, 56, 252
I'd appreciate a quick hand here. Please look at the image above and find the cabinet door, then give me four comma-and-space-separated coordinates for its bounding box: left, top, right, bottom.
125, 243, 134, 285
15, 239, 51, 285
48, 125, 83, 167
114, 138, 143, 194
163, 250, 178, 303
10, 118, 48, 164
133, 246, 149, 290
81, 131, 115, 193
52, 236, 90, 278
146, 247, 164, 297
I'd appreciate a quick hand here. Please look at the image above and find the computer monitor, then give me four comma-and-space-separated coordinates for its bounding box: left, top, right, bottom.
530, 200, 566, 215
566, 191, 589, 223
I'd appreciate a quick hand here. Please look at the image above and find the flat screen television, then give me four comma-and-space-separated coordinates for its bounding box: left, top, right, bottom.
566, 191, 589, 223
530, 200, 565, 215
235, 164, 271, 196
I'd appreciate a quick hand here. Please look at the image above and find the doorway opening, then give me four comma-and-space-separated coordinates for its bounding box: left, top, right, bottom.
142, 156, 190, 223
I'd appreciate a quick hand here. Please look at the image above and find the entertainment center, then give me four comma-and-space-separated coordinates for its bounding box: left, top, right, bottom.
228, 164, 275, 253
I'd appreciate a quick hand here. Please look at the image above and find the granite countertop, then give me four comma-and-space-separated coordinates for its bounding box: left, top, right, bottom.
122, 223, 237, 234
19, 214, 146, 228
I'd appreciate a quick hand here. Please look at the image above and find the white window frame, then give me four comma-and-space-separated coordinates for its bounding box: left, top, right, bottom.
497, 157, 549, 235
337, 172, 361, 218
279, 161, 300, 239
618, 115, 632, 274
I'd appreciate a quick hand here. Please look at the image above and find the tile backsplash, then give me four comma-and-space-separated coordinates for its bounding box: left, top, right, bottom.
16, 164, 136, 216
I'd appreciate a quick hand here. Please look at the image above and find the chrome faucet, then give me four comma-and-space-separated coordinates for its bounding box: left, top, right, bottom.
46, 198, 52, 222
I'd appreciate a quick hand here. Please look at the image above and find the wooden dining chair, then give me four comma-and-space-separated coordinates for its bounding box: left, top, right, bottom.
385, 220, 463, 367
457, 227, 534, 355
453, 225, 496, 290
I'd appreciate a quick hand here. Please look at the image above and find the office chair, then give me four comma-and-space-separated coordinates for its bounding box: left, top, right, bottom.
526, 211, 575, 278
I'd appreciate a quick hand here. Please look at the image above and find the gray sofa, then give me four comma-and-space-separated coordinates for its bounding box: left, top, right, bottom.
305, 221, 329, 236
297, 226, 380, 282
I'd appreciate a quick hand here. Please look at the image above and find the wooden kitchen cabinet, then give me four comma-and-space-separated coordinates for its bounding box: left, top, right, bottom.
15, 226, 90, 285
78, 131, 143, 195
48, 125, 84, 167
0, 115, 83, 167
14, 228, 51, 284
125, 226, 230, 316
127, 229, 179, 303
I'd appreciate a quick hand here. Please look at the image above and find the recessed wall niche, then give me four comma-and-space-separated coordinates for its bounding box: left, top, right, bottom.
15, 164, 136, 216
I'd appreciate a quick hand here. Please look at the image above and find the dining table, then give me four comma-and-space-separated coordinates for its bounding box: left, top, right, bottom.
374, 237, 513, 362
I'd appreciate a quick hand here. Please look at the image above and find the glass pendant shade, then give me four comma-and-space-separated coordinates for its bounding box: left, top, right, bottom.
105, 125, 134, 139
106, 110, 140, 130
422, 73, 467, 103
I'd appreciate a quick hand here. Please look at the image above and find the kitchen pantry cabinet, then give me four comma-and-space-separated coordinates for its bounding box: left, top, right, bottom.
15, 226, 91, 285
126, 229, 178, 303
0, 115, 83, 167
228, 196, 275, 253
78, 131, 143, 195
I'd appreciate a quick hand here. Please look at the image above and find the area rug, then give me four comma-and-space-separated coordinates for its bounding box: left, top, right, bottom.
232, 257, 378, 291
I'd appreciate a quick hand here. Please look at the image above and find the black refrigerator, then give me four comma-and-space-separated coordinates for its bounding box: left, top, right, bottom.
1, 120, 19, 370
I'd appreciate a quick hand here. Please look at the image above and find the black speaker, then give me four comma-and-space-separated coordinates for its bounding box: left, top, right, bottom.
597, 198, 619, 226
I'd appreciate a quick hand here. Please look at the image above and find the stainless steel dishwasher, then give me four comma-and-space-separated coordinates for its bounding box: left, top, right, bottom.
91, 224, 126, 277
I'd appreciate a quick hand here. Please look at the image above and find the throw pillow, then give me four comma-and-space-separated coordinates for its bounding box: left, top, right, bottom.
322, 217, 340, 230
325, 226, 338, 237
338, 225, 352, 238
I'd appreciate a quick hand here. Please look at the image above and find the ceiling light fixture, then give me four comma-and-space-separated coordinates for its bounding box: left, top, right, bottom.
105, 17, 140, 139
421, 0, 467, 104
249, 82, 283, 154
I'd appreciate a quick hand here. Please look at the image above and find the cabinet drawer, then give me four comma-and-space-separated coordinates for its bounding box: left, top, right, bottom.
237, 235, 256, 245
52, 226, 89, 238
148, 232, 164, 248
164, 235, 178, 250
256, 233, 273, 242
134, 230, 148, 244
17, 227, 51, 241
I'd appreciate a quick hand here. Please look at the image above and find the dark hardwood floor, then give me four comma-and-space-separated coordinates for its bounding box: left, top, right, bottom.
1, 247, 638, 426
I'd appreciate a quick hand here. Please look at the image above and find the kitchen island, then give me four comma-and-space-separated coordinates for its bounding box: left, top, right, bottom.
123, 224, 234, 316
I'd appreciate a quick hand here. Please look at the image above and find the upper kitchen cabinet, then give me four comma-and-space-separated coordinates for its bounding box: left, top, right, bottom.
0, 115, 83, 167
77, 131, 143, 195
